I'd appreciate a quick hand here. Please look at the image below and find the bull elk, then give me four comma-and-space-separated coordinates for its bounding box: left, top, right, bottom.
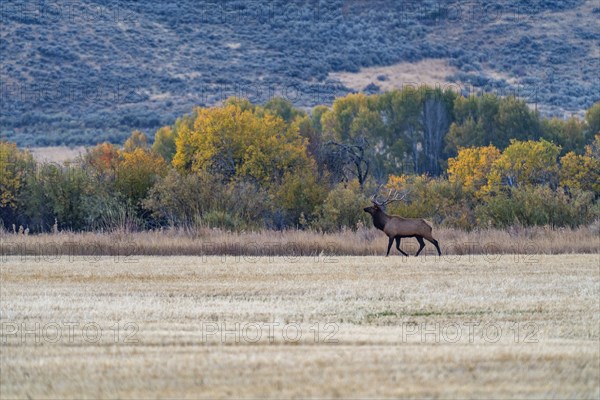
363, 188, 442, 257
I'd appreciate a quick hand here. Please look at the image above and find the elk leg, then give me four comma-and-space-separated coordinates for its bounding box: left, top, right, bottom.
426, 237, 442, 256
415, 236, 426, 257
386, 237, 394, 257
395, 236, 408, 256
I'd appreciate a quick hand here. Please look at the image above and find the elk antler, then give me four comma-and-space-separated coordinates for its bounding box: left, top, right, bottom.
370, 186, 410, 207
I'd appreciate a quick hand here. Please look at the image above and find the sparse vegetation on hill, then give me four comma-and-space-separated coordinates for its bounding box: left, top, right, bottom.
1, 0, 598, 146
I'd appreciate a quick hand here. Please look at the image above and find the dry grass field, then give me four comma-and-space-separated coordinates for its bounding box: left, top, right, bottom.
1, 225, 599, 258
1, 254, 598, 399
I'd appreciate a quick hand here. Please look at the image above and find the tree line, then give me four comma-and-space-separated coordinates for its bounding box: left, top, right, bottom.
1, 88, 599, 233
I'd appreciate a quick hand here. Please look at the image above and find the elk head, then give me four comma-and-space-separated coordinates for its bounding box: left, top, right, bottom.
363, 186, 410, 215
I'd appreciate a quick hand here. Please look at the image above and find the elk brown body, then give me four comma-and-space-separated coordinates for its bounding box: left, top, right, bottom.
363, 190, 442, 257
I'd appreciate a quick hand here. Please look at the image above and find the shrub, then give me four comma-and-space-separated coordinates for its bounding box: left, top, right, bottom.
115, 148, 167, 208
274, 170, 326, 228
201, 210, 247, 231
143, 169, 224, 227
312, 180, 369, 232
475, 186, 596, 228
143, 170, 271, 231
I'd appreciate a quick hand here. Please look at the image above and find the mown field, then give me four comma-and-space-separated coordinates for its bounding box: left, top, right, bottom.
1, 254, 598, 398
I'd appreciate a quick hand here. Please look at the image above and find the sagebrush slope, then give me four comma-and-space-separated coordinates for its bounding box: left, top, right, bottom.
1, 0, 598, 145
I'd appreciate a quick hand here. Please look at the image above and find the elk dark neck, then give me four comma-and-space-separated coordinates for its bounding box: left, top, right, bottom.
372, 209, 389, 231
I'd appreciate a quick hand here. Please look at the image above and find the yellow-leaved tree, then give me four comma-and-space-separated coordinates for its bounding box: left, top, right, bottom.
486, 139, 561, 192
172, 102, 313, 187
447, 145, 501, 197
0, 141, 34, 209
83, 134, 168, 208
171, 101, 321, 226
116, 147, 167, 206
559, 134, 600, 194
123, 130, 149, 152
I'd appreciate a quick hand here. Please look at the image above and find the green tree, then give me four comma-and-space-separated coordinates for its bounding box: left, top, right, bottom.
585, 102, 600, 137
292, 114, 324, 177
377, 87, 455, 175
275, 170, 326, 228
446, 94, 541, 155
445, 117, 484, 155
445, 94, 499, 155
263, 97, 305, 123
321, 93, 370, 142
421, 88, 456, 175
311, 180, 369, 232
152, 126, 177, 162
16, 161, 99, 232
377, 88, 422, 173
541, 117, 586, 154
494, 96, 541, 148
311, 105, 330, 134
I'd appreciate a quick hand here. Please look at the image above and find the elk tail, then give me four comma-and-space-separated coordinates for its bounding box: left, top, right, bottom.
422, 219, 434, 231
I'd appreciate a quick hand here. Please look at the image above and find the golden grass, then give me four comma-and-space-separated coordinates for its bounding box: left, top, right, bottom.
1, 226, 599, 258
1, 254, 599, 398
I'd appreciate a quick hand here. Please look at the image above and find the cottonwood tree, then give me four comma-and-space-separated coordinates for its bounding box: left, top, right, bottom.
172, 102, 312, 186
152, 126, 177, 163
446, 94, 542, 155
560, 136, 600, 194
320, 93, 384, 186
585, 102, 600, 137
447, 145, 501, 197
421, 89, 455, 175
324, 137, 371, 188
487, 139, 561, 191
